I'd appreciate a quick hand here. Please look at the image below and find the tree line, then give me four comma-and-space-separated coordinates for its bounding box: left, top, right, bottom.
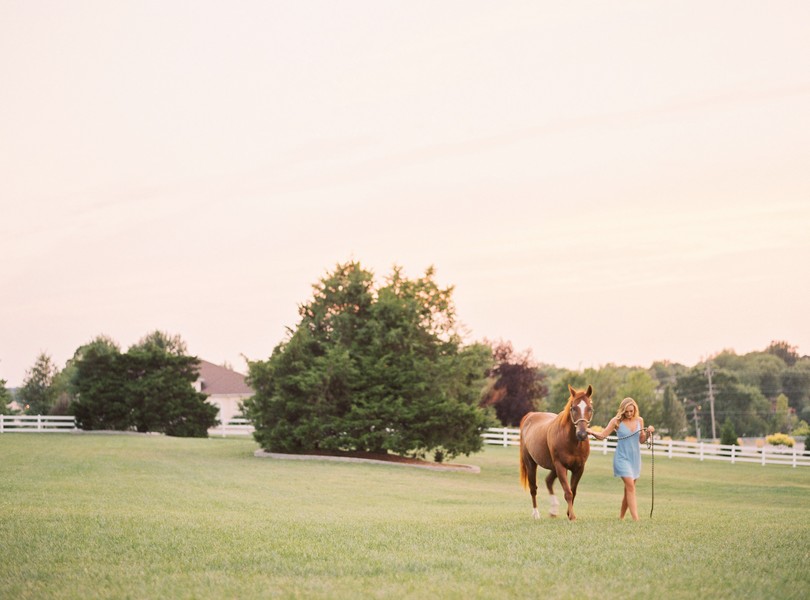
3, 261, 808, 449
485, 340, 810, 441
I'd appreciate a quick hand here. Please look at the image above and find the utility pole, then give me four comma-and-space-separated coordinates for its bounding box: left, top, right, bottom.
706, 363, 717, 440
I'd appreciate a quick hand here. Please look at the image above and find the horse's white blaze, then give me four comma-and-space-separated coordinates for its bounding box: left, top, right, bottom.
576, 399, 588, 419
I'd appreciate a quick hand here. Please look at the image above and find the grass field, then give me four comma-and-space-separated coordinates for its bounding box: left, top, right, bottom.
1, 434, 809, 600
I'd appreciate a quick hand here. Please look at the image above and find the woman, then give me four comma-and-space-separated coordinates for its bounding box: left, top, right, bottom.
587, 397, 654, 521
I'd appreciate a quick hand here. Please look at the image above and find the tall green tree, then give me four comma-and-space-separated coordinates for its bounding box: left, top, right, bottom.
126, 333, 218, 437
587, 366, 624, 425
715, 382, 769, 437
781, 358, 810, 413
738, 353, 785, 399
70, 332, 218, 437
547, 371, 588, 414
770, 393, 796, 434
245, 262, 493, 459
70, 336, 131, 430
0, 378, 14, 414
546, 367, 620, 425
617, 369, 660, 424
18, 353, 60, 415
659, 385, 687, 438
765, 340, 799, 367
676, 364, 745, 438
649, 360, 688, 389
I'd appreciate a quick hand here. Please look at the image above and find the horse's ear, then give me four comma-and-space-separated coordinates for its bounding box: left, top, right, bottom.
568, 384, 575, 396
586, 385, 593, 397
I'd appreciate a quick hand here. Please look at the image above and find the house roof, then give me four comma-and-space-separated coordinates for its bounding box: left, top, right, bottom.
196, 360, 254, 395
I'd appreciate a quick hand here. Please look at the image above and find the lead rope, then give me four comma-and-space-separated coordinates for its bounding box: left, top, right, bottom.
648, 431, 654, 519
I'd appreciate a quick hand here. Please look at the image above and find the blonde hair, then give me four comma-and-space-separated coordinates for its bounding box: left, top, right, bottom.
615, 397, 641, 421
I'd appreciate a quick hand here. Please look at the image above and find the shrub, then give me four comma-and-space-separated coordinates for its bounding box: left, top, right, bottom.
765, 433, 795, 448
720, 419, 739, 446
791, 420, 810, 437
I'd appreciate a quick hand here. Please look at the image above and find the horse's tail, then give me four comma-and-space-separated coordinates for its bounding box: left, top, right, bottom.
519, 414, 530, 490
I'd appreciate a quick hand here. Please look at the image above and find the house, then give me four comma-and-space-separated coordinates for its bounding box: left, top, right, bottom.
194, 360, 254, 424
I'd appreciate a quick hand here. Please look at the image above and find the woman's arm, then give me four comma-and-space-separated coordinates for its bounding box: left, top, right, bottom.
587, 417, 618, 440
639, 419, 655, 443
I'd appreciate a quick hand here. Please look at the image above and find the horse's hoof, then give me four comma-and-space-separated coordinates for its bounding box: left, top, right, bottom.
549, 513, 558, 518
531, 508, 540, 520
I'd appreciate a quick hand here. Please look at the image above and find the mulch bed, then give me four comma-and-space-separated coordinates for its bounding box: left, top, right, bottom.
253, 449, 480, 473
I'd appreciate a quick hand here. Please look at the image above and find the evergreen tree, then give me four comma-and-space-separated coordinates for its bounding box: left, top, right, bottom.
18, 353, 59, 415
0, 379, 13, 414
770, 393, 796, 434
720, 418, 739, 447
70, 337, 131, 430
660, 385, 687, 438
245, 262, 493, 459
70, 332, 217, 437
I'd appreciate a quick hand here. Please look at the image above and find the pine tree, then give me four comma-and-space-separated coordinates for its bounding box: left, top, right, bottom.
18, 353, 59, 415
245, 262, 493, 458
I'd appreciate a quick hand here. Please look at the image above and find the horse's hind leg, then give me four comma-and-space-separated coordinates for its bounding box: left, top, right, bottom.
545, 471, 560, 517
526, 459, 540, 520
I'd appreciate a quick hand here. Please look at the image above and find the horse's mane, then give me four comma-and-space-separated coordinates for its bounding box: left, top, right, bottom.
555, 394, 575, 425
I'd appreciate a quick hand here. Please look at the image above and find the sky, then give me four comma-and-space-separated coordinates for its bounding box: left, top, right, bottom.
2, 1, 809, 387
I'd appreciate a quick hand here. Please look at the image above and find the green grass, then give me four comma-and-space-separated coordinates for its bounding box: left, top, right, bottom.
1, 435, 808, 599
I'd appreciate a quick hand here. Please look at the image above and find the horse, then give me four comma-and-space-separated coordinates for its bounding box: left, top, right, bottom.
519, 384, 593, 520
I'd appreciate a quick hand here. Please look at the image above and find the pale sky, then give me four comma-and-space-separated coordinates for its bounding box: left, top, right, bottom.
2, 1, 809, 387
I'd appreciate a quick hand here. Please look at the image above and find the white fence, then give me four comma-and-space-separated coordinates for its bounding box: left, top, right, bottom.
0, 415, 77, 433
482, 426, 810, 468
4, 417, 808, 467
0, 415, 254, 437
209, 418, 255, 437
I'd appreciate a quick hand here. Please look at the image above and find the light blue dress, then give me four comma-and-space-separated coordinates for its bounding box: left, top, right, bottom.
613, 420, 641, 479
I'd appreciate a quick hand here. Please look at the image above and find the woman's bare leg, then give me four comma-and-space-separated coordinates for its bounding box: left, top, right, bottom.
622, 477, 639, 521
620, 489, 628, 519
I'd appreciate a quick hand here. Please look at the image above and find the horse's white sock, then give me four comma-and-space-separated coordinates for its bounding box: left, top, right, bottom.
549, 495, 560, 516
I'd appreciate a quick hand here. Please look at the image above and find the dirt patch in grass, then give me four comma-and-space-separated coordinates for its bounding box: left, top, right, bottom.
254, 449, 480, 473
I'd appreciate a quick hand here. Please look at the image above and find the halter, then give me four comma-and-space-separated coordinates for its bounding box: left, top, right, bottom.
569, 397, 592, 427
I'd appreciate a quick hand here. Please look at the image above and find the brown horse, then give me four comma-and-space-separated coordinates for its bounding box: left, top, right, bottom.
519, 384, 593, 520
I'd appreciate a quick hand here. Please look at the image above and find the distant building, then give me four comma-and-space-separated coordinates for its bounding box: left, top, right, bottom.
194, 360, 254, 424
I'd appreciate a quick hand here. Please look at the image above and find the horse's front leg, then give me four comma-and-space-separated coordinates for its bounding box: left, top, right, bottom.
568, 466, 585, 520
553, 462, 576, 521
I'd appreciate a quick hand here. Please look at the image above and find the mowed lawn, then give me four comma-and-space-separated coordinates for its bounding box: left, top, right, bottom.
1, 434, 808, 600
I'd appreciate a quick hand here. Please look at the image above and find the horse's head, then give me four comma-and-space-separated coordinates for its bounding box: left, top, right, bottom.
567, 384, 594, 442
